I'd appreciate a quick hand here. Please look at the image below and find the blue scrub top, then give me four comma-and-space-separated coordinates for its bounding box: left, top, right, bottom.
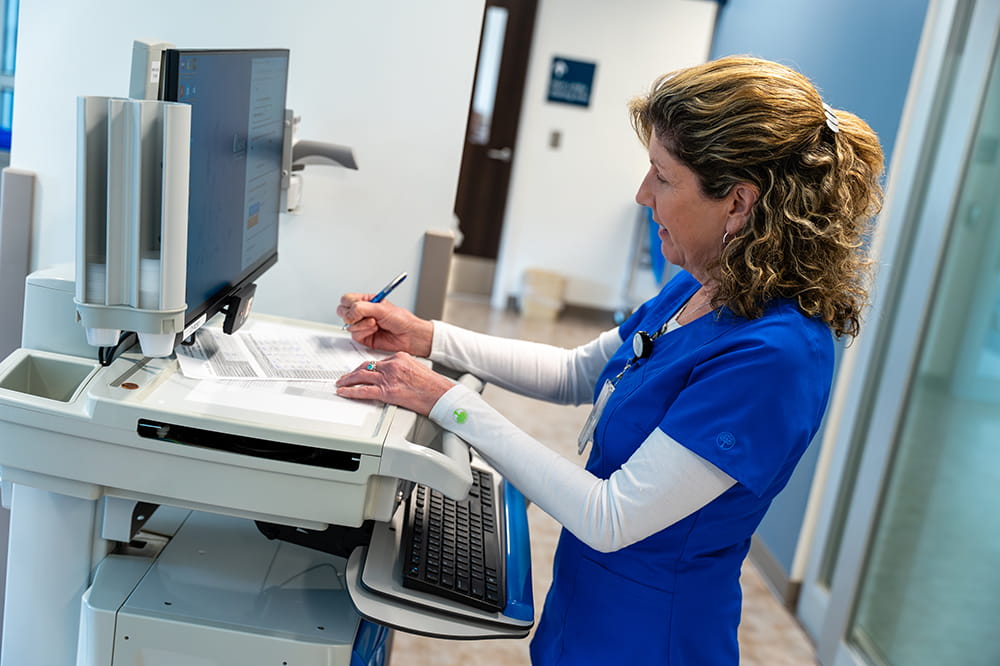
530, 271, 834, 665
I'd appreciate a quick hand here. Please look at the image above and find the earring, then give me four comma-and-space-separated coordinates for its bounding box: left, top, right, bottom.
722, 231, 730, 246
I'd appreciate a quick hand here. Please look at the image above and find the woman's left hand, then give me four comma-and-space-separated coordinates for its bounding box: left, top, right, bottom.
335, 352, 454, 416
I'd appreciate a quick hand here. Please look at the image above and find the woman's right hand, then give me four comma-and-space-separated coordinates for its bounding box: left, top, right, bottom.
337, 293, 434, 357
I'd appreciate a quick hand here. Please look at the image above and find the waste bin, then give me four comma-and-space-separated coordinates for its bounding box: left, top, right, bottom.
521, 269, 567, 320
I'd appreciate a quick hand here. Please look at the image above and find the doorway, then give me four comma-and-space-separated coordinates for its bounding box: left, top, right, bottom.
451, 0, 537, 296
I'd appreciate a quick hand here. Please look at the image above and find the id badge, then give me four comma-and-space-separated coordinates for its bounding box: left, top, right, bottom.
578, 379, 615, 455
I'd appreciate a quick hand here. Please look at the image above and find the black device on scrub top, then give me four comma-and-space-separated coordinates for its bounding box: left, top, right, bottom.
633, 330, 656, 359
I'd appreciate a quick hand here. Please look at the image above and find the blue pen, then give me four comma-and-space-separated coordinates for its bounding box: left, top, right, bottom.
370, 271, 407, 303
344, 272, 407, 329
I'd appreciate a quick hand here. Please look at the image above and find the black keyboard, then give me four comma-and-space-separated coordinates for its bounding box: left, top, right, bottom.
400, 469, 506, 612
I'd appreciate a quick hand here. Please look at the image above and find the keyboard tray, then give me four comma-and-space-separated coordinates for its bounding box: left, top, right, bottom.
345, 466, 533, 639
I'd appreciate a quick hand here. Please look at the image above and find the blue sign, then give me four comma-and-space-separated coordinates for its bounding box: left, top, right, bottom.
547, 56, 596, 108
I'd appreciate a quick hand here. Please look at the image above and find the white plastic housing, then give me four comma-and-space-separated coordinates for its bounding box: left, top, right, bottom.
75, 96, 191, 357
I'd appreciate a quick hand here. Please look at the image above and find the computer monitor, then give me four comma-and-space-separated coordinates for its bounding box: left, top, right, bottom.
159, 48, 289, 335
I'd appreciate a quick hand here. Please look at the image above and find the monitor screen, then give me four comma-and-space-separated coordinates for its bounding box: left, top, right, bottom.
159, 48, 289, 333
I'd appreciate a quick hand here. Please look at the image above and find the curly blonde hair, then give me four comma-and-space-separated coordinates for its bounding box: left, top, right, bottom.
629, 56, 884, 338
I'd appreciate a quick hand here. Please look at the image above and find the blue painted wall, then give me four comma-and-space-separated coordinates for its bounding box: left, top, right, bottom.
709, 0, 929, 575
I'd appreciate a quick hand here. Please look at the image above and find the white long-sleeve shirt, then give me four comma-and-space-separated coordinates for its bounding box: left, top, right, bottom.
427, 321, 735, 553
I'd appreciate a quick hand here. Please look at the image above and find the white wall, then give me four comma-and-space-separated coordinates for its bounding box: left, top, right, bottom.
492, 0, 717, 310
11, 0, 484, 323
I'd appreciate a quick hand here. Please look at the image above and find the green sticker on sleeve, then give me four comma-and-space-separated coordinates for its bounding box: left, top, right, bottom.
453, 409, 468, 424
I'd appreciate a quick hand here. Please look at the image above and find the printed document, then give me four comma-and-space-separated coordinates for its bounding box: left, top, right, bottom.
176, 322, 387, 381
175, 322, 388, 426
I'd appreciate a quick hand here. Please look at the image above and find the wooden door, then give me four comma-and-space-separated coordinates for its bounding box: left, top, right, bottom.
453, 0, 538, 259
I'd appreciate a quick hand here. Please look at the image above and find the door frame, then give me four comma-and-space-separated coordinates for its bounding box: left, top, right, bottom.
795, 1, 1000, 663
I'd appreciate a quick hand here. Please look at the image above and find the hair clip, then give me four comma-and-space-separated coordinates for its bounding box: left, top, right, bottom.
822, 102, 840, 134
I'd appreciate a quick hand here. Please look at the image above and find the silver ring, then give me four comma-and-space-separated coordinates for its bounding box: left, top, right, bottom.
366, 360, 377, 372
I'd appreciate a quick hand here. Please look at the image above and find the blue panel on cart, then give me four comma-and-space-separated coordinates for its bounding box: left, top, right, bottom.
351, 619, 391, 666
502, 481, 534, 622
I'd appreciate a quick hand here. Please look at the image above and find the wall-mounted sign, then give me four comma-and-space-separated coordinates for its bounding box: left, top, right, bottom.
547, 56, 596, 108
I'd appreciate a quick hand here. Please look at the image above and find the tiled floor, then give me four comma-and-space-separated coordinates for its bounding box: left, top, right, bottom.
389, 295, 818, 665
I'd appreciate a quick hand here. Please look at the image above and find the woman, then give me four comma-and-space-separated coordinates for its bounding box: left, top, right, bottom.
336, 56, 884, 664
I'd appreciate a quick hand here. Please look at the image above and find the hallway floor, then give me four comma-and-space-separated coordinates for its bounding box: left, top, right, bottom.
390, 295, 818, 665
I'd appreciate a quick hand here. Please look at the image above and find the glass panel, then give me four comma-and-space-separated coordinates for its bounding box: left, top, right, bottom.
2, 0, 18, 76
850, 43, 1000, 666
468, 6, 508, 145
